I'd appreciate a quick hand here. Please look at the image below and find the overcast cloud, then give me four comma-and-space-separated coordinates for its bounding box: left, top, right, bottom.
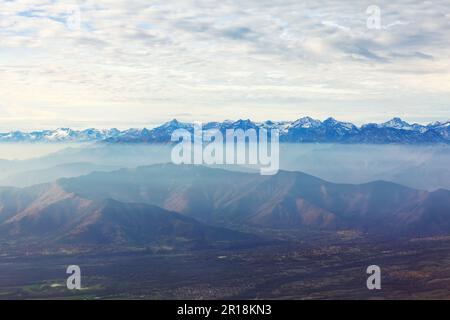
0, 0, 449, 130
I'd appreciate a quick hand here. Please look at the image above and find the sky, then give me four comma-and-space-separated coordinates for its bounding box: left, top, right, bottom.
0, 0, 449, 130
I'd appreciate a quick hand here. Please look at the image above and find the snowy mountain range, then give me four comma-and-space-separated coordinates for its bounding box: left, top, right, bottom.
1, 117, 449, 144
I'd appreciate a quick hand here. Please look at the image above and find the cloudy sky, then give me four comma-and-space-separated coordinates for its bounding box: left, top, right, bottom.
0, 0, 449, 130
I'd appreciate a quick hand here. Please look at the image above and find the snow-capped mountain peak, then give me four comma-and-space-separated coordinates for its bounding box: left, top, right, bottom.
379, 117, 413, 130
429, 120, 450, 128
289, 117, 322, 129
323, 117, 357, 131
0, 116, 449, 144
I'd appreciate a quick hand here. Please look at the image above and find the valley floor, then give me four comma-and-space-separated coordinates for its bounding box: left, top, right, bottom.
1, 232, 450, 299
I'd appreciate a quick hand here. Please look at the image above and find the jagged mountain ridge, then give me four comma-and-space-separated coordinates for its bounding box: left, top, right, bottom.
52, 164, 450, 235
0, 183, 254, 247
1, 117, 449, 143
0, 164, 449, 244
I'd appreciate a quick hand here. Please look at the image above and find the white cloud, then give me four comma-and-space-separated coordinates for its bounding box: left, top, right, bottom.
0, 0, 449, 130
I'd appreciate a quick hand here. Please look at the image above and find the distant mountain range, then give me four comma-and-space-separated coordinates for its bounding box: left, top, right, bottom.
1, 164, 449, 248
1, 117, 449, 144
0, 182, 254, 248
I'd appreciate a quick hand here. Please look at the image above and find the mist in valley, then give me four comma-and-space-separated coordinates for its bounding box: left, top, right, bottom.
0, 143, 448, 191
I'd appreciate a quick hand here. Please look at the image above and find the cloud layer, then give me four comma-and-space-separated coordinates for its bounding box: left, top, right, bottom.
0, 0, 449, 129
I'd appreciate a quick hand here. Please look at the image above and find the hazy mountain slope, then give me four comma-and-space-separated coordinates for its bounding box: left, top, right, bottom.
0, 186, 254, 247
0, 184, 49, 224
0, 164, 449, 238
0, 183, 94, 237
0, 162, 120, 187
393, 188, 450, 235
62, 199, 253, 246
385, 162, 450, 191
57, 164, 450, 234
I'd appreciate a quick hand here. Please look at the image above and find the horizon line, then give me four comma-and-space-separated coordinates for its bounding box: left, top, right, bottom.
1, 116, 449, 133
